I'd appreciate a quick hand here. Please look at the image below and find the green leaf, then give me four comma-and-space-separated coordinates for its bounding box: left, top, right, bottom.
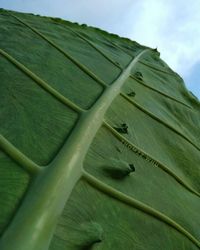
0, 8, 200, 250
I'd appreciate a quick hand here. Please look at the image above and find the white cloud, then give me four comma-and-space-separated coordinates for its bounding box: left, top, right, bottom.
128, 0, 200, 79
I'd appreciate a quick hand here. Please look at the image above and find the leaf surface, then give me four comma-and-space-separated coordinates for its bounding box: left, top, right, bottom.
0, 8, 200, 250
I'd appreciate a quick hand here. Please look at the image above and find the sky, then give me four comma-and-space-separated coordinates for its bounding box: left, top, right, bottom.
0, 0, 199, 99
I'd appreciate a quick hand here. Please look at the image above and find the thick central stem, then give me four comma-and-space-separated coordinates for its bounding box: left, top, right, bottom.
0, 49, 148, 250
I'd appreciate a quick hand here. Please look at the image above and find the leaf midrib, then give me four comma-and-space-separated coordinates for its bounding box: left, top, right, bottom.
0, 48, 148, 250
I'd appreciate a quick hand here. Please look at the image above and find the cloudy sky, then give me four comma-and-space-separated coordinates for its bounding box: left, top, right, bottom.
0, 0, 199, 99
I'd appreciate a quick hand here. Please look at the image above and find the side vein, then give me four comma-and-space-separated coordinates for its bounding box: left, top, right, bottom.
82, 170, 200, 249
105, 39, 136, 57
139, 60, 179, 77
9, 12, 107, 88
0, 135, 41, 175
120, 92, 200, 151
130, 75, 191, 109
67, 27, 123, 69
0, 48, 84, 113
103, 121, 200, 198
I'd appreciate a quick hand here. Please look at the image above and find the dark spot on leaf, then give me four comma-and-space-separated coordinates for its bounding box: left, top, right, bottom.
134, 71, 143, 81
153, 47, 158, 52
113, 123, 128, 134
129, 164, 135, 172
127, 91, 136, 97
102, 158, 134, 179
115, 146, 122, 152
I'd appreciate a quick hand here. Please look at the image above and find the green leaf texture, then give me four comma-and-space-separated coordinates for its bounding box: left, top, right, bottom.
0, 8, 200, 250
